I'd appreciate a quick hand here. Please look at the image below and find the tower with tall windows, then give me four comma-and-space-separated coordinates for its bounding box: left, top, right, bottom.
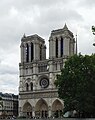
19, 24, 75, 118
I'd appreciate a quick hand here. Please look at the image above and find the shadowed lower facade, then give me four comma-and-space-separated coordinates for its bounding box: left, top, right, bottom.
19, 24, 75, 118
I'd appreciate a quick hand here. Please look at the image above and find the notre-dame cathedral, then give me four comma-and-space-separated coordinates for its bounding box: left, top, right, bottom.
19, 24, 75, 118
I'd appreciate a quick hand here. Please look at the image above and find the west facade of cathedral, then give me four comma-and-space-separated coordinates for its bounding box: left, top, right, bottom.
19, 24, 75, 118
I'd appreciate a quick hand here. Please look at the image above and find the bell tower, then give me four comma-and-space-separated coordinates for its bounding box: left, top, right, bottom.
49, 24, 75, 59
20, 34, 46, 63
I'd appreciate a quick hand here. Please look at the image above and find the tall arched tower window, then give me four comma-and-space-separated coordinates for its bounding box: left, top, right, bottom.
61, 37, 63, 57
31, 42, 34, 62
56, 38, 58, 58
26, 83, 29, 91
26, 43, 29, 62
40, 44, 42, 60
30, 82, 33, 91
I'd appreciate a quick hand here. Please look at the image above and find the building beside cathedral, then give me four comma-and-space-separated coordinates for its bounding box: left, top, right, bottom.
0, 92, 18, 118
19, 24, 75, 118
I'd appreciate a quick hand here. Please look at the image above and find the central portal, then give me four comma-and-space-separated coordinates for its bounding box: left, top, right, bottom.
35, 99, 48, 118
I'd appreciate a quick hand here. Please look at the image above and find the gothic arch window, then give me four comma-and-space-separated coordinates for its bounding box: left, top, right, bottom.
26, 43, 29, 62
26, 83, 29, 91
61, 37, 63, 57
30, 82, 33, 91
56, 38, 58, 58
40, 44, 42, 60
31, 42, 34, 62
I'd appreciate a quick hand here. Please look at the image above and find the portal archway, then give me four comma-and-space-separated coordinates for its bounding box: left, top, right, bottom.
35, 99, 48, 118
52, 99, 63, 118
23, 102, 32, 118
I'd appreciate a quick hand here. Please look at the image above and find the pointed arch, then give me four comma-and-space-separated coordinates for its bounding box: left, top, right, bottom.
35, 99, 48, 111
23, 102, 32, 112
25, 78, 31, 83
52, 99, 63, 111
35, 99, 48, 118
52, 99, 64, 118
23, 102, 32, 117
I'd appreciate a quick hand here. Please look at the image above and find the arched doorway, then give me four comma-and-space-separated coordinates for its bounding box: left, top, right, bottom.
52, 99, 63, 118
23, 102, 32, 118
35, 99, 48, 118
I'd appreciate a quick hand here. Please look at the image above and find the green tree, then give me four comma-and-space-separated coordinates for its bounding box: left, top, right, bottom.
55, 54, 95, 118
92, 26, 95, 35
92, 26, 95, 46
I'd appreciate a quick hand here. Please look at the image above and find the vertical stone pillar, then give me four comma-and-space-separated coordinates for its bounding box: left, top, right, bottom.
34, 43, 36, 61
32, 106, 35, 118
49, 60, 54, 88
33, 63, 38, 74
49, 60, 53, 73
19, 107, 23, 117
42, 45, 46, 60
19, 77, 23, 91
49, 37, 53, 59
67, 38, 70, 56
48, 106, 52, 118
34, 42, 40, 60
63, 37, 64, 56
64, 37, 70, 56
23, 43, 26, 62
58, 37, 61, 57
44, 45, 46, 60
70, 38, 75, 56
20, 43, 24, 63
33, 63, 38, 90
28, 42, 31, 62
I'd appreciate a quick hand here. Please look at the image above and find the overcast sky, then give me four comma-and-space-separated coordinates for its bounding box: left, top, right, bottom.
0, 0, 95, 94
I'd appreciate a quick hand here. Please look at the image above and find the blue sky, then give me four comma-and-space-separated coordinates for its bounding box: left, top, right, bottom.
0, 0, 95, 94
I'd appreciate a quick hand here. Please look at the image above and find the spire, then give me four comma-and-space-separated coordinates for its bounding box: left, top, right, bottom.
23, 33, 26, 38
63, 23, 68, 30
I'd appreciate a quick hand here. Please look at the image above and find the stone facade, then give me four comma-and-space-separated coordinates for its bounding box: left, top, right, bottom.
19, 24, 75, 118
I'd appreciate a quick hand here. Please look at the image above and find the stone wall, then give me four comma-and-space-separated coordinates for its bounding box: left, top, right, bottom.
10, 118, 95, 120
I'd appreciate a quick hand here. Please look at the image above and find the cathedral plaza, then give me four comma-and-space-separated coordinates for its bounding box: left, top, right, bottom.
19, 24, 75, 118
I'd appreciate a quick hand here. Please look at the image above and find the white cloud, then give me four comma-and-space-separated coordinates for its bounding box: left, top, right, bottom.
0, 73, 18, 94
78, 0, 95, 8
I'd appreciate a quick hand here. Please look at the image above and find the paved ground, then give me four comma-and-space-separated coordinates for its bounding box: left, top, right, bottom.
4, 118, 95, 120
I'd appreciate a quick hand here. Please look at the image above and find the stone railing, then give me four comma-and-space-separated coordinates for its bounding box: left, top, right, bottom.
7, 118, 95, 120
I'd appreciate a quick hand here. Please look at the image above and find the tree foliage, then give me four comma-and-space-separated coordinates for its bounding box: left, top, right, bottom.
92, 26, 95, 35
55, 54, 95, 118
